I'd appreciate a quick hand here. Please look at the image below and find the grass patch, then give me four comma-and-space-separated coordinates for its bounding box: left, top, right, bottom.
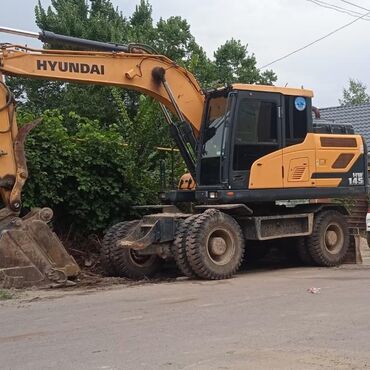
0, 289, 14, 300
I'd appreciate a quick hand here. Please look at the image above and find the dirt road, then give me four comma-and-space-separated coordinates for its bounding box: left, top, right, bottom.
1, 266, 370, 369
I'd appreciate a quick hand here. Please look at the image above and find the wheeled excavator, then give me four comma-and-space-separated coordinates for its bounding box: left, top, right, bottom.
0, 27, 367, 286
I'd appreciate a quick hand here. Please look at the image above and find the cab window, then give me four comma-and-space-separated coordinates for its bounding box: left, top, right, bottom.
233, 99, 278, 171
285, 96, 308, 146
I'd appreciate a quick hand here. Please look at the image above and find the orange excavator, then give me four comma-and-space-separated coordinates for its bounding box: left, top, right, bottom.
0, 27, 367, 286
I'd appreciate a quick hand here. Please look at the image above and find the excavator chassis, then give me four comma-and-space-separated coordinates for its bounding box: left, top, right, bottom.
0, 207, 80, 288
117, 208, 314, 253
102, 201, 361, 281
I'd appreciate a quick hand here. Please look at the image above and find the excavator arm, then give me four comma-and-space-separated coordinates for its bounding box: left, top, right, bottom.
0, 81, 42, 211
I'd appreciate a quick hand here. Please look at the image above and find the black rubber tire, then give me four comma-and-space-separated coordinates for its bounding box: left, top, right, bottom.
110, 222, 162, 279
279, 237, 316, 266
306, 210, 349, 267
185, 209, 245, 280
101, 221, 139, 276
296, 238, 316, 266
172, 215, 200, 278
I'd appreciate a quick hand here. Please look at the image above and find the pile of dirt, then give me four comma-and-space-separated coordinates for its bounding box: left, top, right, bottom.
71, 270, 178, 289
61, 235, 179, 288
59, 233, 105, 274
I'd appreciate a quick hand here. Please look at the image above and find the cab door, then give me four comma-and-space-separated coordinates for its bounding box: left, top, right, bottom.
282, 95, 315, 188
229, 91, 283, 189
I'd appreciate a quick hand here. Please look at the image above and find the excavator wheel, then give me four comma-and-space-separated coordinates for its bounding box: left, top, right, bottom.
185, 209, 245, 280
296, 237, 316, 266
306, 210, 349, 267
171, 214, 200, 278
101, 220, 139, 276
106, 222, 162, 279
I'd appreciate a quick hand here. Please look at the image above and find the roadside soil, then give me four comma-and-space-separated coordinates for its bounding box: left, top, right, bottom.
3, 237, 368, 303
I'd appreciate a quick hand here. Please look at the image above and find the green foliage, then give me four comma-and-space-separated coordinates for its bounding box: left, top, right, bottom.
0, 289, 14, 300
213, 39, 276, 85
111, 91, 186, 182
186, 42, 216, 88
129, 0, 155, 44
339, 78, 370, 106
9, 0, 277, 235
20, 109, 158, 233
6, 77, 120, 124
155, 16, 193, 61
35, 0, 129, 43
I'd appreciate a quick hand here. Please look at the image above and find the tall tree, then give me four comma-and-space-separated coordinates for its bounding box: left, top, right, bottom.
213, 39, 276, 85
339, 78, 370, 106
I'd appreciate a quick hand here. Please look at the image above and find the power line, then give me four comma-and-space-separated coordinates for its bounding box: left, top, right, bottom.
260, 9, 370, 69
306, 0, 370, 20
339, 0, 370, 11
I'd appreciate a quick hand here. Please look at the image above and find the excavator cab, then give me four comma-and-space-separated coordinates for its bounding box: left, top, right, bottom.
198, 86, 312, 188
196, 85, 366, 203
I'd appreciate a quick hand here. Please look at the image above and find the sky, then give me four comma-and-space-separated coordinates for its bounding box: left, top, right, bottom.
0, 0, 369, 108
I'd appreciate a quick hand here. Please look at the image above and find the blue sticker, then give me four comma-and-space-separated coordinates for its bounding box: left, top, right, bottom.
294, 97, 306, 111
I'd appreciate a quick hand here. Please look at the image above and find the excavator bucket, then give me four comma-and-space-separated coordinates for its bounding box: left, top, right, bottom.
0, 81, 80, 289
0, 207, 80, 288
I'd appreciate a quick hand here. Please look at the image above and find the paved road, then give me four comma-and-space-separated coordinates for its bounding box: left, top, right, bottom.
1, 266, 370, 369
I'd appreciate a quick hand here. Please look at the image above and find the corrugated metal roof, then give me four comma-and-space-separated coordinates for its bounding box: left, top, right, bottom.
317, 103, 370, 144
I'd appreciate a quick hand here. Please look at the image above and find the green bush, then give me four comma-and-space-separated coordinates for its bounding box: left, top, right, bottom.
19, 110, 158, 234
0, 289, 14, 300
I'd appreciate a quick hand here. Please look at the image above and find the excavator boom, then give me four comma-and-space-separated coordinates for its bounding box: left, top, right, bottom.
0, 27, 206, 287
0, 44, 204, 132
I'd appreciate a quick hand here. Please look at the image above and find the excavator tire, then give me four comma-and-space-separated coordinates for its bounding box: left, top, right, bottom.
296, 238, 316, 266
306, 210, 349, 267
101, 220, 139, 276
172, 214, 200, 278
108, 222, 162, 279
185, 209, 245, 280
